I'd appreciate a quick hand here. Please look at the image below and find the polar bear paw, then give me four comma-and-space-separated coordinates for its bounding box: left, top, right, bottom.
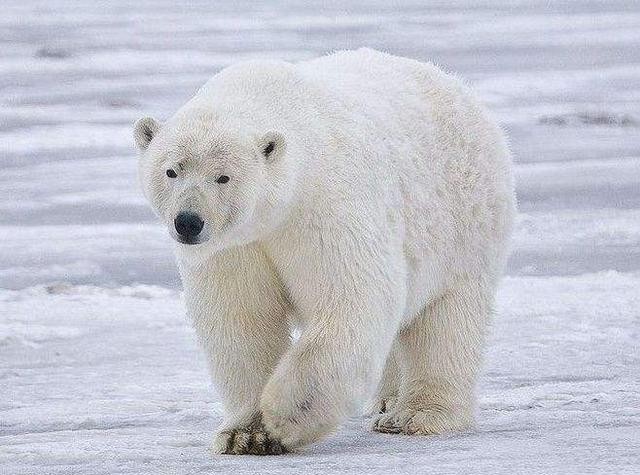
211, 416, 287, 455
372, 404, 471, 435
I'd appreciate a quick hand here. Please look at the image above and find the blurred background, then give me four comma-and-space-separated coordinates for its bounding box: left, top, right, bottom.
1, 1, 639, 474
2, 0, 640, 289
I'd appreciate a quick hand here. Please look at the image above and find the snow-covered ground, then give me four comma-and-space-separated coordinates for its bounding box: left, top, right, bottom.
1, 1, 639, 473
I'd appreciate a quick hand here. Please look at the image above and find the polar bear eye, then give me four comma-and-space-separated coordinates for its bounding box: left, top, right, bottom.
166, 169, 177, 178
216, 175, 230, 184
263, 141, 275, 156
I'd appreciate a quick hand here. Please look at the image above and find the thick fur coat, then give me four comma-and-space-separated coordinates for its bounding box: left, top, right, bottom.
134, 48, 516, 455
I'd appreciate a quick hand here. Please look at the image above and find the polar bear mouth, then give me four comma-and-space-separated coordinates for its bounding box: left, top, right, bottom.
175, 235, 205, 246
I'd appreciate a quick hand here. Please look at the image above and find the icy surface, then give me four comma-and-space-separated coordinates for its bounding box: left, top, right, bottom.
1, 0, 639, 473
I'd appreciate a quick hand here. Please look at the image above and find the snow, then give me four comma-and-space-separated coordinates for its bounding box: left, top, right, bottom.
1, 0, 639, 473
2, 275, 639, 474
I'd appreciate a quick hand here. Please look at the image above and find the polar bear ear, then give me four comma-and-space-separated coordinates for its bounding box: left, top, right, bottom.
133, 117, 161, 151
257, 131, 286, 162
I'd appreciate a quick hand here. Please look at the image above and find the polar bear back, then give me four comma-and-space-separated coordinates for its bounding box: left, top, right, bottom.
297, 49, 515, 314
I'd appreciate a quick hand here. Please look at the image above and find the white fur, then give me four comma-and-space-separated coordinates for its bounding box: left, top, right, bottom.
134, 48, 516, 454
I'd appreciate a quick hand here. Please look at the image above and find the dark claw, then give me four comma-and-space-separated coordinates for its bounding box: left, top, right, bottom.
248, 432, 268, 455
267, 438, 286, 455
222, 431, 235, 454
218, 425, 288, 455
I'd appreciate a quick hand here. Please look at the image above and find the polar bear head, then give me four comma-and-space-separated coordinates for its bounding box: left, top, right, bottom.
133, 106, 296, 254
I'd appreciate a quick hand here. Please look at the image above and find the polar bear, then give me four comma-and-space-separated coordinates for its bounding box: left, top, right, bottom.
134, 48, 515, 455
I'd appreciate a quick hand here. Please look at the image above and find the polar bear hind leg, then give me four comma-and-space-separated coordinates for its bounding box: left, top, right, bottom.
373, 277, 493, 435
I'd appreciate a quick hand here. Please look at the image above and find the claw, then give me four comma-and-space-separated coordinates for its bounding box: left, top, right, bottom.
212, 416, 288, 455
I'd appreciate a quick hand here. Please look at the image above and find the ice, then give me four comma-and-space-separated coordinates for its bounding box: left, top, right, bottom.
1, 274, 638, 474
1, 0, 639, 473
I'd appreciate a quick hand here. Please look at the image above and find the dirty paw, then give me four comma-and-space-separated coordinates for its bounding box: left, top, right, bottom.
372, 406, 471, 435
211, 419, 288, 455
372, 410, 406, 434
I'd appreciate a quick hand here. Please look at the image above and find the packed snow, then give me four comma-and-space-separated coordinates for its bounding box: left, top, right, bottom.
1, 0, 639, 473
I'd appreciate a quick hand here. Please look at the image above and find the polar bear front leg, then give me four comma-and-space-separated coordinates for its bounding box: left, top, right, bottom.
260, 228, 405, 450
179, 245, 292, 455
259, 305, 397, 450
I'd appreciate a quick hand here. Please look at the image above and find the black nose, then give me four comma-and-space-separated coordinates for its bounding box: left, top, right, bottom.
174, 212, 204, 240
